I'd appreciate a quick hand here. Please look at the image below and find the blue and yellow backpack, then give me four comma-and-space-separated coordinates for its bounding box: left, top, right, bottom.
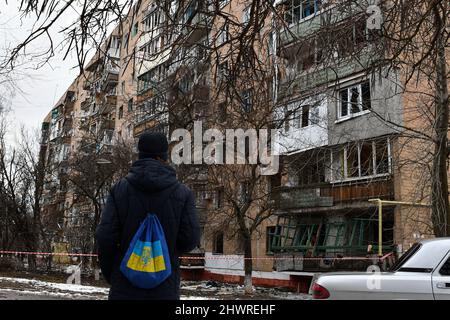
120, 184, 177, 289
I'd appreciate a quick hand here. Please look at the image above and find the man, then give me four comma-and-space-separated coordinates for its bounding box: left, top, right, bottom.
96, 132, 200, 300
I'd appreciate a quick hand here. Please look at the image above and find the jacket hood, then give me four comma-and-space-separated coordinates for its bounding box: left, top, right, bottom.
126, 158, 178, 193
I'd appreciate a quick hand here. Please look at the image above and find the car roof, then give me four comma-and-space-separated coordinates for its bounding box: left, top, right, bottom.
401, 238, 450, 270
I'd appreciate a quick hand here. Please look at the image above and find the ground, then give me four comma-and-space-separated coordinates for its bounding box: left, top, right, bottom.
0, 271, 311, 300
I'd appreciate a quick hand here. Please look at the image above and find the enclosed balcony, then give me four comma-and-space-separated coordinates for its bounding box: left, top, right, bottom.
275, 178, 394, 212
181, 0, 211, 46
100, 60, 119, 91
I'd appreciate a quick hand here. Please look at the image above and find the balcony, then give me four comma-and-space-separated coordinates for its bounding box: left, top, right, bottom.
275, 178, 394, 211
278, 3, 361, 47
100, 119, 115, 131
276, 185, 333, 210
135, 48, 171, 78
181, 1, 211, 46
278, 51, 371, 100
133, 117, 168, 137
100, 61, 119, 91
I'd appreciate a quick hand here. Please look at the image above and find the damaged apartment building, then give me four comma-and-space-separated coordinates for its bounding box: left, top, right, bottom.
39, 0, 436, 291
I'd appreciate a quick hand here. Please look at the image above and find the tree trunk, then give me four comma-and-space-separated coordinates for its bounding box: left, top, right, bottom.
243, 235, 253, 295
431, 6, 449, 237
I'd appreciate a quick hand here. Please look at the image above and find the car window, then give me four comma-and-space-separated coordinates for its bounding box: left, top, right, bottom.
390, 243, 422, 272
439, 255, 450, 276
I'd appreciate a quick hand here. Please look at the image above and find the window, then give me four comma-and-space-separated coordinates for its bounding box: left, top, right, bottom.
121, 81, 125, 95
213, 232, 224, 254
301, 105, 310, 128
243, 6, 251, 25
128, 99, 133, 112
336, 17, 368, 58
143, 9, 164, 31
332, 138, 391, 181
285, 102, 317, 131
241, 89, 252, 113
338, 80, 371, 119
375, 140, 389, 174
110, 36, 121, 51
297, 154, 326, 186
360, 142, 374, 177
239, 181, 250, 203
131, 22, 139, 37
138, 66, 167, 93
266, 227, 277, 254
346, 144, 359, 178
440, 256, 450, 276
218, 61, 229, 78
283, 0, 321, 25
390, 243, 422, 272
219, 0, 230, 8
118, 106, 123, 119
217, 23, 229, 45
215, 188, 224, 209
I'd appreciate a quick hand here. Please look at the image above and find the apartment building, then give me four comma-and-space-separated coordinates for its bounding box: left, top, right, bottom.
39, 0, 438, 291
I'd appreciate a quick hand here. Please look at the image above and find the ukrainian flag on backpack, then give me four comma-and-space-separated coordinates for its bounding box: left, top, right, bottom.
120, 214, 171, 289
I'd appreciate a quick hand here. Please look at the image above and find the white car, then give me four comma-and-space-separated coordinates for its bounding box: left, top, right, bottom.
311, 238, 450, 300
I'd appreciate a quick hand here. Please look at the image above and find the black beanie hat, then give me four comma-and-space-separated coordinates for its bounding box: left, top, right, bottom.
138, 132, 169, 161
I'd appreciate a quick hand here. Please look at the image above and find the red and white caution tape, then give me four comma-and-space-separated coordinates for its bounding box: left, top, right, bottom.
0, 250, 394, 261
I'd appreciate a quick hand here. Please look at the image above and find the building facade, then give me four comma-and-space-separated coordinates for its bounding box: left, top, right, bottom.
39, 0, 440, 290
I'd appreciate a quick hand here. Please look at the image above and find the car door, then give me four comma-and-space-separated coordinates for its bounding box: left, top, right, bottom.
432, 250, 450, 300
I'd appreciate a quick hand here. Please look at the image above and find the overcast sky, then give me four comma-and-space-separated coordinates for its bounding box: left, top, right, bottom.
0, 3, 80, 145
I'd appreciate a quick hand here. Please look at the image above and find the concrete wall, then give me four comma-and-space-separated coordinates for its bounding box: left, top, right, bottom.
328, 72, 403, 146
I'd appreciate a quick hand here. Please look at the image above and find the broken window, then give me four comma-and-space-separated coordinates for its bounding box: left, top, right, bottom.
346, 144, 359, 178
331, 138, 391, 181
375, 140, 390, 174
338, 80, 371, 119
360, 142, 374, 177
297, 153, 326, 186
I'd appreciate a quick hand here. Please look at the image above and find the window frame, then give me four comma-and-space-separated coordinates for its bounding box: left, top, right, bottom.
337, 80, 372, 121
439, 254, 450, 276
213, 231, 224, 254
330, 137, 392, 182
283, 0, 322, 26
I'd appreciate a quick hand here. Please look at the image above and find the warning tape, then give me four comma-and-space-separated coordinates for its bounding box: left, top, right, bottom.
0, 250, 97, 257
0, 250, 394, 261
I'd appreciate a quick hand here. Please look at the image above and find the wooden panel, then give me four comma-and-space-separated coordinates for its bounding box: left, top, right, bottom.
321, 179, 394, 202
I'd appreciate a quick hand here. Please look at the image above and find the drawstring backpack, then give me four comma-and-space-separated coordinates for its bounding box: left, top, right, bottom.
120, 183, 178, 289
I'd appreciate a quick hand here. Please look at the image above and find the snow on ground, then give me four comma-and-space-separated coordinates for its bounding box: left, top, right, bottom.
0, 276, 109, 300
0, 276, 310, 300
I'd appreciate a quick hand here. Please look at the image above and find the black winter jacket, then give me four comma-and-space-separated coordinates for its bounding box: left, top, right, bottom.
95, 158, 200, 300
